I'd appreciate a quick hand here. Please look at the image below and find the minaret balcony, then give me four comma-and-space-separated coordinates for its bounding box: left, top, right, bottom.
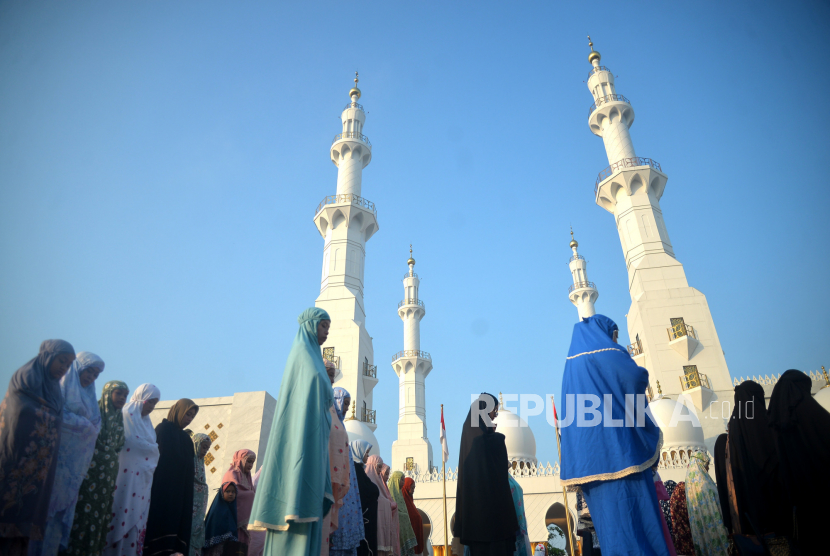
568, 281, 596, 293
392, 349, 431, 363
361, 407, 376, 425
398, 298, 425, 309
403, 271, 419, 279
344, 101, 364, 111
313, 193, 379, 240
568, 254, 585, 263
587, 65, 611, 80
667, 322, 697, 341
363, 361, 377, 378
627, 338, 644, 357
594, 158, 667, 213
332, 131, 372, 148
589, 93, 630, 115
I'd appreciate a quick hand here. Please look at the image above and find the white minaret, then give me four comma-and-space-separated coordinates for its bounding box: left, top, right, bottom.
314, 73, 379, 434
567, 228, 598, 320
391, 247, 434, 474
585, 38, 732, 451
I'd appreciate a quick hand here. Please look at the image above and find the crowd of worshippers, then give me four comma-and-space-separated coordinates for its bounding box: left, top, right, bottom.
559, 314, 830, 556
3, 311, 827, 556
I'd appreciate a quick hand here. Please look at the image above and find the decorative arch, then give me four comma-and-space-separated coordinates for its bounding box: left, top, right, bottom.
544, 501, 576, 554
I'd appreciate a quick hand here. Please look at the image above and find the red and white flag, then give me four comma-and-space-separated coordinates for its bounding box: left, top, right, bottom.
440, 406, 449, 463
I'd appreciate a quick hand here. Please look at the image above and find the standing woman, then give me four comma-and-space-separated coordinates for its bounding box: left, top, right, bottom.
249, 308, 334, 556
329, 389, 363, 556
365, 455, 395, 556
104, 383, 161, 556
350, 441, 378, 556
0, 340, 75, 555
453, 393, 518, 556
767, 369, 830, 554
711, 435, 732, 535
387, 472, 417, 556
62, 380, 129, 556
684, 452, 729, 556
144, 398, 199, 555
669, 483, 693, 556
33, 351, 105, 555
190, 433, 213, 556
400, 479, 423, 556
727, 381, 782, 536
380, 465, 400, 556
320, 380, 351, 556
222, 450, 256, 549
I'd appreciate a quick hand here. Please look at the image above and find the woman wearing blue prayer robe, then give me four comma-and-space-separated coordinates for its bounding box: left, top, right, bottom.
249, 307, 334, 556
559, 315, 667, 556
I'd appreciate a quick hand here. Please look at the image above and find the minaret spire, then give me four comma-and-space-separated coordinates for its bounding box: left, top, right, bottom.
584, 43, 733, 451
313, 73, 379, 433
567, 228, 598, 320
392, 247, 434, 474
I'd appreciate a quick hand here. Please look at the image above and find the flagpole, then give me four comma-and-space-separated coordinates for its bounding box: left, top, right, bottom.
441, 404, 449, 556
551, 395, 576, 556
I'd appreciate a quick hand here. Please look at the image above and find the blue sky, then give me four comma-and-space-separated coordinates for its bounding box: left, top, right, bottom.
1, 0, 829, 470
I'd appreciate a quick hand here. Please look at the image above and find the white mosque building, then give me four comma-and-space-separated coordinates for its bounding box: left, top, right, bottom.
147, 51, 830, 556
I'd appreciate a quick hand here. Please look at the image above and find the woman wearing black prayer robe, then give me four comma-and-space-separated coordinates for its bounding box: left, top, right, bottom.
453, 393, 518, 556
712, 434, 733, 534
767, 369, 830, 554
143, 399, 199, 556
727, 381, 785, 536
350, 440, 379, 556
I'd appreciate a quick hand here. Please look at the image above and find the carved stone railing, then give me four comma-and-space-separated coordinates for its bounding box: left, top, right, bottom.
404, 461, 560, 483
731, 369, 827, 387
314, 193, 376, 217
659, 448, 710, 469
589, 93, 630, 115
332, 131, 371, 147
392, 350, 432, 362
568, 281, 596, 293
594, 157, 662, 195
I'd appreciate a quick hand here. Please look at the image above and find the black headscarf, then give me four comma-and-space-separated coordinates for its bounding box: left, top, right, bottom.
712, 433, 733, 534
144, 399, 198, 555
354, 461, 379, 556
767, 370, 830, 554
727, 380, 784, 535
453, 393, 518, 555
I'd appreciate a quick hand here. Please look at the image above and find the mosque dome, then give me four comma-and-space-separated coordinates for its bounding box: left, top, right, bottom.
494, 407, 537, 467
814, 387, 830, 414
647, 397, 706, 464
344, 419, 380, 457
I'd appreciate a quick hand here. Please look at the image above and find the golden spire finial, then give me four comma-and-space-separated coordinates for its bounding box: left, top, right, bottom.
656, 380, 662, 395
822, 366, 829, 387
499, 392, 504, 406
587, 35, 601, 64
569, 226, 578, 249
349, 71, 361, 100
407, 244, 415, 266
346, 400, 357, 421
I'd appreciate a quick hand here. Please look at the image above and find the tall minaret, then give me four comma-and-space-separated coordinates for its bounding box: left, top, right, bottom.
567, 228, 598, 320
391, 246, 434, 474
585, 38, 732, 451
314, 73, 379, 432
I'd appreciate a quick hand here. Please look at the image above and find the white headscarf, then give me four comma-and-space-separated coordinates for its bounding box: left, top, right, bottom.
106, 383, 161, 544
349, 439, 372, 464
60, 351, 104, 427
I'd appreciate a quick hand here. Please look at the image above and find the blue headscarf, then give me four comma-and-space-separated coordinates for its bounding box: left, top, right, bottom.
249, 307, 334, 530
349, 439, 372, 463
333, 387, 350, 422
559, 315, 661, 486
204, 481, 239, 547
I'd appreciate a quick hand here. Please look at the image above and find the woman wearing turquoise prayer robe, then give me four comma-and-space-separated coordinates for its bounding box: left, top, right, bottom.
559, 314, 667, 556
250, 307, 334, 556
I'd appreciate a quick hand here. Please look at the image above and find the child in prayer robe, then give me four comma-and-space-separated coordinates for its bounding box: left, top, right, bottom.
204, 482, 246, 556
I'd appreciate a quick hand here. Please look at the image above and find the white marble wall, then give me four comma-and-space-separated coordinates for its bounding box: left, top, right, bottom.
149, 391, 276, 495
